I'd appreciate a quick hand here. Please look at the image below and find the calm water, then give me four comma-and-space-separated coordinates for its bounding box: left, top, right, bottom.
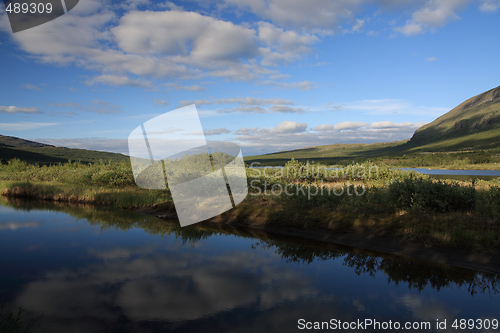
401, 168, 500, 181
0, 198, 499, 332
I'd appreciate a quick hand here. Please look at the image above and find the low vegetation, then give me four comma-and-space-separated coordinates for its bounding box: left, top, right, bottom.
1, 158, 499, 251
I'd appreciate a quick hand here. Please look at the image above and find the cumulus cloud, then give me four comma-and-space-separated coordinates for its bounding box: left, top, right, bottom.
311, 124, 334, 131
479, 0, 500, 12
86, 75, 153, 88
47, 100, 121, 114
204, 128, 231, 135
312, 121, 368, 131
351, 19, 365, 32
257, 22, 319, 66
153, 99, 169, 106
369, 121, 414, 128
234, 120, 426, 155
220, 0, 364, 32
0, 106, 42, 114
395, 0, 470, 36
269, 105, 306, 113
262, 80, 315, 91
234, 121, 308, 136
217, 106, 267, 113
334, 121, 368, 130
164, 83, 206, 91
271, 121, 308, 133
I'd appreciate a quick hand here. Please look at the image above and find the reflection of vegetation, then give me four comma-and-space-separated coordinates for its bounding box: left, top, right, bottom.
0, 303, 42, 333
0, 197, 218, 245
252, 237, 500, 296
2, 198, 499, 295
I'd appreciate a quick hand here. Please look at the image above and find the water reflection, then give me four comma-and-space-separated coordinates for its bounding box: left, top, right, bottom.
0, 198, 499, 332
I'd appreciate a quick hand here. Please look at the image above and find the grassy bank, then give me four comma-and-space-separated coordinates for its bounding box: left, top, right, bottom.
1, 158, 499, 252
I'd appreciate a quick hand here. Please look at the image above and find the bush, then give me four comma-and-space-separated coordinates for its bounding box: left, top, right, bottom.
388, 177, 476, 213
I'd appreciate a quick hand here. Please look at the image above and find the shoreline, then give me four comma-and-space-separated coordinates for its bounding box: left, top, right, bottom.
2, 180, 499, 274
137, 204, 500, 275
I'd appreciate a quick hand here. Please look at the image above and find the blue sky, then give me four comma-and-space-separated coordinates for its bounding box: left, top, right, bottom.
0, 0, 499, 156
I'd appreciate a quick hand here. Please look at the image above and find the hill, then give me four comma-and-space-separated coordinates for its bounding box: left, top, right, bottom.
0, 134, 54, 148
407, 85, 500, 151
245, 85, 500, 165
0, 135, 129, 165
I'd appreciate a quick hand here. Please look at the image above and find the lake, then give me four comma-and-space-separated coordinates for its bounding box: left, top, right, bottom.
0, 198, 499, 332
399, 168, 500, 181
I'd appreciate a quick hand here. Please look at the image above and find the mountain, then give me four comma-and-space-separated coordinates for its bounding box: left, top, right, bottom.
408, 85, 500, 151
245, 85, 500, 165
0, 134, 54, 148
0, 135, 128, 165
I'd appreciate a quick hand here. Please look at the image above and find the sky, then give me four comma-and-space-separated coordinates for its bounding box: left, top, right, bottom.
0, 0, 499, 157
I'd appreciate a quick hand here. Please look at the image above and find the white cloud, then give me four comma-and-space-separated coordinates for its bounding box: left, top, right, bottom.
334, 121, 368, 130
153, 99, 169, 106
395, 0, 470, 36
47, 101, 121, 114
312, 121, 368, 131
163, 83, 206, 91
89, 100, 121, 114
48, 102, 79, 108
425, 57, 438, 61
218, 106, 267, 113
20, 83, 43, 91
262, 80, 315, 91
221, 0, 364, 32
311, 124, 334, 131
271, 121, 308, 134
86, 75, 153, 88
269, 105, 306, 113
369, 121, 414, 129
180, 97, 294, 106
479, 0, 500, 12
0, 122, 58, 130
352, 19, 365, 32
0, 106, 42, 114
257, 22, 319, 66
204, 128, 231, 135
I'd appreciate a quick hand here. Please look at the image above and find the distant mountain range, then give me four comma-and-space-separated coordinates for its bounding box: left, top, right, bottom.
0, 135, 128, 165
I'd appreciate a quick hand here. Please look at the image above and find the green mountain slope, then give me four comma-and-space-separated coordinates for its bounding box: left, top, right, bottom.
0, 135, 129, 165
245, 85, 500, 165
0, 134, 54, 148
408, 85, 500, 151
